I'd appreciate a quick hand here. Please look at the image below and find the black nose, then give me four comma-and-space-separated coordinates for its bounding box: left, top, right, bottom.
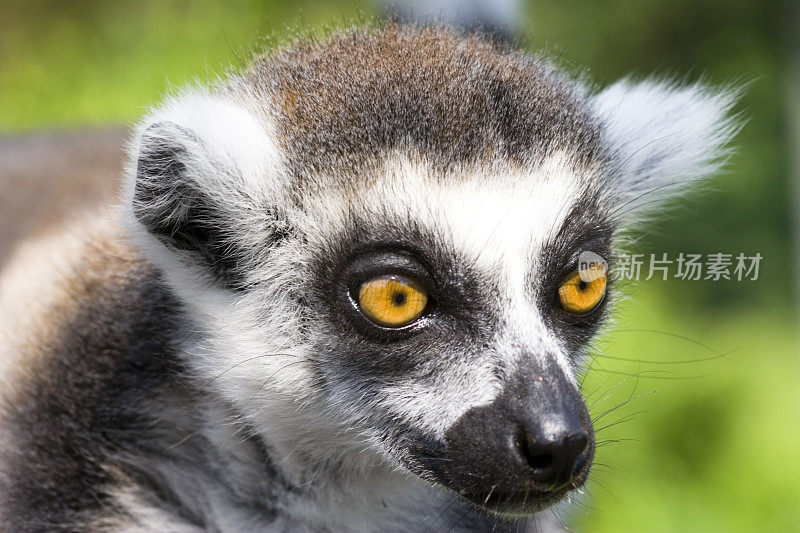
514, 421, 590, 491
429, 362, 594, 513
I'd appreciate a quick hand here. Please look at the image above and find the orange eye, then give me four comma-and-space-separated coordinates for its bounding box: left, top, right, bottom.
357, 276, 428, 327
558, 271, 607, 314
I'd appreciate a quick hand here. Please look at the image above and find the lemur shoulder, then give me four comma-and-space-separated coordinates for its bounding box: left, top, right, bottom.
0, 26, 737, 532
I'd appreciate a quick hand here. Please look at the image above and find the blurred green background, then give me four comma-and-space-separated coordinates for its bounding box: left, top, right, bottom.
1, 0, 798, 531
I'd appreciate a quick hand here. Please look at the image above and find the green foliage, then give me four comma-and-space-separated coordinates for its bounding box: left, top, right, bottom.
0, 0, 369, 130
578, 284, 800, 532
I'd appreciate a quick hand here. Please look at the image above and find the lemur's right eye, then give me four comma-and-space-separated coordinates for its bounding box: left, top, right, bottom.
357, 275, 428, 327
558, 270, 607, 314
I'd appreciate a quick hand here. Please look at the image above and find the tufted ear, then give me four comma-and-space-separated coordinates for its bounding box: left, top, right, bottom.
127, 92, 287, 290
593, 80, 740, 219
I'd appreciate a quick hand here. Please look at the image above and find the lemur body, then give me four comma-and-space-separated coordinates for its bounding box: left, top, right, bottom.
0, 27, 735, 532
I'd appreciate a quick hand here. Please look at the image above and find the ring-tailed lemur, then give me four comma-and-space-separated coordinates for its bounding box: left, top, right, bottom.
0, 26, 736, 532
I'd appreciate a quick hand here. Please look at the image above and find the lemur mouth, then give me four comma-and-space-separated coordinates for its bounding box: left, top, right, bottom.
457, 466, 591, 516
427, 449, 592, 517
461, 487, 570, 516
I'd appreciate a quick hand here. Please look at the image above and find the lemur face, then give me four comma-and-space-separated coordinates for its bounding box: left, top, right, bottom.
127, 27, 735, 517
301, 160, 611, 513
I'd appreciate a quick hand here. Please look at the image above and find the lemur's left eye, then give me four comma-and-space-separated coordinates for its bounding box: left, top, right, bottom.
357, 275, 428, 327
558, 271, 607, 314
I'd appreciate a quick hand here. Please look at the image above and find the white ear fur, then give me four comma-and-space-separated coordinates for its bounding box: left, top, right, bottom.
124, 90, 284, 215
122, 90, 289, 293
594, 79, 740, 217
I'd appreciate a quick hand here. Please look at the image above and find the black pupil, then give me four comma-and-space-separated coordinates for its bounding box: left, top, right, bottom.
578, 281, 587, 291
392, 291, 406, 306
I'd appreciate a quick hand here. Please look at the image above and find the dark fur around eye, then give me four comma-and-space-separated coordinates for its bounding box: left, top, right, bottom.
309, 219, 500, 346
535, 194, 618, 352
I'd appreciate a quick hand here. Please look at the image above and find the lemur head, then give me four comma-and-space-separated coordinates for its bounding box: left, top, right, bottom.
125, 27, 736, 516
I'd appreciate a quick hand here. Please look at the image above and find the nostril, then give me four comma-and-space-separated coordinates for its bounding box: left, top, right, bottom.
514, 427, 555, 473
525, 451, 554, 471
